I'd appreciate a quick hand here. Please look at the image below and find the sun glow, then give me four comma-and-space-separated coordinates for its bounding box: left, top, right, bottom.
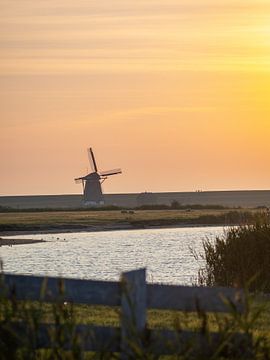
1, 0, 270, 195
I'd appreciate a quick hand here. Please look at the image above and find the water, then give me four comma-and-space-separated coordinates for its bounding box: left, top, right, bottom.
0, 226, 225, 285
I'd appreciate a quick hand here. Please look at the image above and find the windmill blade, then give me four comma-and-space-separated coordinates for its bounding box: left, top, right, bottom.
99, 168, 122, 177
87, 147, 98, 173
74, 177, 84, 184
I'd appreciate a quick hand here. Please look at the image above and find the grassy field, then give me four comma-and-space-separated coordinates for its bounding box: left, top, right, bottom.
67, 301, 270, 336
3, 299, 270, 357
0, 209, 259, 233
0, 209, 228, 225
14, 300, 269, 335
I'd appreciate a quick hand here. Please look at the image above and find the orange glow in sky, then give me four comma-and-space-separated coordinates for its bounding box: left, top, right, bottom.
0, 0, 270, 195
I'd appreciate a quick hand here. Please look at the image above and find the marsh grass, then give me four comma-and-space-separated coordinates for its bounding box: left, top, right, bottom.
198, 215, 270, 292
1, 278, 270, 358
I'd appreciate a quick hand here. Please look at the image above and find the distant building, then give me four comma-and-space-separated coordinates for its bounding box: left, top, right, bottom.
75, 147, 122, 206
136, 192, 157, 207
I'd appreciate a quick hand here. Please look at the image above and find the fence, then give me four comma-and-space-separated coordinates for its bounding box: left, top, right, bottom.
1, 268, 249, 358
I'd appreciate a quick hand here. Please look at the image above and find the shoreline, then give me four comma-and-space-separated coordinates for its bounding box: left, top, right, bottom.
0, 222, 227, 238
0, 238, 46, 246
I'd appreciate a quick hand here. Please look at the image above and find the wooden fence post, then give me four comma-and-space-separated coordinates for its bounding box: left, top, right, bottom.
120, 268, 147, 359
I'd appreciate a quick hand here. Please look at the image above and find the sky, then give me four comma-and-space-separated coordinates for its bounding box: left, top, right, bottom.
0, 0, 270, 195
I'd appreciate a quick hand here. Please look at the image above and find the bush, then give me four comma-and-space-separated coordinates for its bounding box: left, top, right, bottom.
0, 205, 12, 213
170, 201, 227, 210
198, 216, 270, 292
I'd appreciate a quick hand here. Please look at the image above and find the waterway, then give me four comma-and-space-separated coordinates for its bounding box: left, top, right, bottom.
0, 226, 226, 285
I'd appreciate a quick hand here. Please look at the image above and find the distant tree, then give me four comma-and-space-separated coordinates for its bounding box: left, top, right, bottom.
171, 200, 181, 209
0, 205, 11, 212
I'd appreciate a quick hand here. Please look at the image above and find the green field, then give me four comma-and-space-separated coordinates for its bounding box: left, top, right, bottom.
13, 300, 269, 336
2, 299, 270, 358
69, 300, 270, 337
0, 209, 259, 233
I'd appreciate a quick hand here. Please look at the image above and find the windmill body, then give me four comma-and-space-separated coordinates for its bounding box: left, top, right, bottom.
83, 172, 103, 205
75, 148, 122, 206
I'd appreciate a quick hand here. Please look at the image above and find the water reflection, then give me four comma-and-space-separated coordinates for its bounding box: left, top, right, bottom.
0, 226, 225, 285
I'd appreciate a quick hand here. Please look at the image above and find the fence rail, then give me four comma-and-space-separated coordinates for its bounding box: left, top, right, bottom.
1, 269, 248, 357
3, 271, 244, 312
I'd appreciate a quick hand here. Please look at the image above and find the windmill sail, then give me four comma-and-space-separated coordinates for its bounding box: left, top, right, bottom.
74, 177, 84, 184
99, 168, 122, 177
88, 147, 98, 173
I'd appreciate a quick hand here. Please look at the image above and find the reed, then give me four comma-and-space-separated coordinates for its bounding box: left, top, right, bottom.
198, 214, 270, 292
1, 265, 270, 358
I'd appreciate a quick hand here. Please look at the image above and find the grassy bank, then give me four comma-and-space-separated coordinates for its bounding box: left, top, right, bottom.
1, 295, 270, 358
0, 209, 260, 234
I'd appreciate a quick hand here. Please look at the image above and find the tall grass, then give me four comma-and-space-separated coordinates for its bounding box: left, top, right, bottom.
1, 289, 270, 359
198, 215, 270, 292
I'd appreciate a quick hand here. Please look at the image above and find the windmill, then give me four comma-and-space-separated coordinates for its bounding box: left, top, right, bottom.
75, 148, 122, 206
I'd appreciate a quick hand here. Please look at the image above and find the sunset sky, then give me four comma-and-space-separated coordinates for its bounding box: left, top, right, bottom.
1, 0, 270, 195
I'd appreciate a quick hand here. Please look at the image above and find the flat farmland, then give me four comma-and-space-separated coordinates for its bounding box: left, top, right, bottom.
0, 209, 226, 225
0, 209, 258, 234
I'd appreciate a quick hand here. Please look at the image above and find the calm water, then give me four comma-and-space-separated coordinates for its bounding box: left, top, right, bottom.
0, 226, 225, 285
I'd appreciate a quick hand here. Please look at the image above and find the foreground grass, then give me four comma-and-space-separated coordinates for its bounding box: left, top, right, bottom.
0, 209, 259, 233
15, 298, 270, 336
2, 298, 270, 359
69, 301, 270, 336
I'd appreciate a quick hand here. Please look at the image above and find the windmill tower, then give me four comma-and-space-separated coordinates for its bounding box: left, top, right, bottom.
75, 148, 122, 206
